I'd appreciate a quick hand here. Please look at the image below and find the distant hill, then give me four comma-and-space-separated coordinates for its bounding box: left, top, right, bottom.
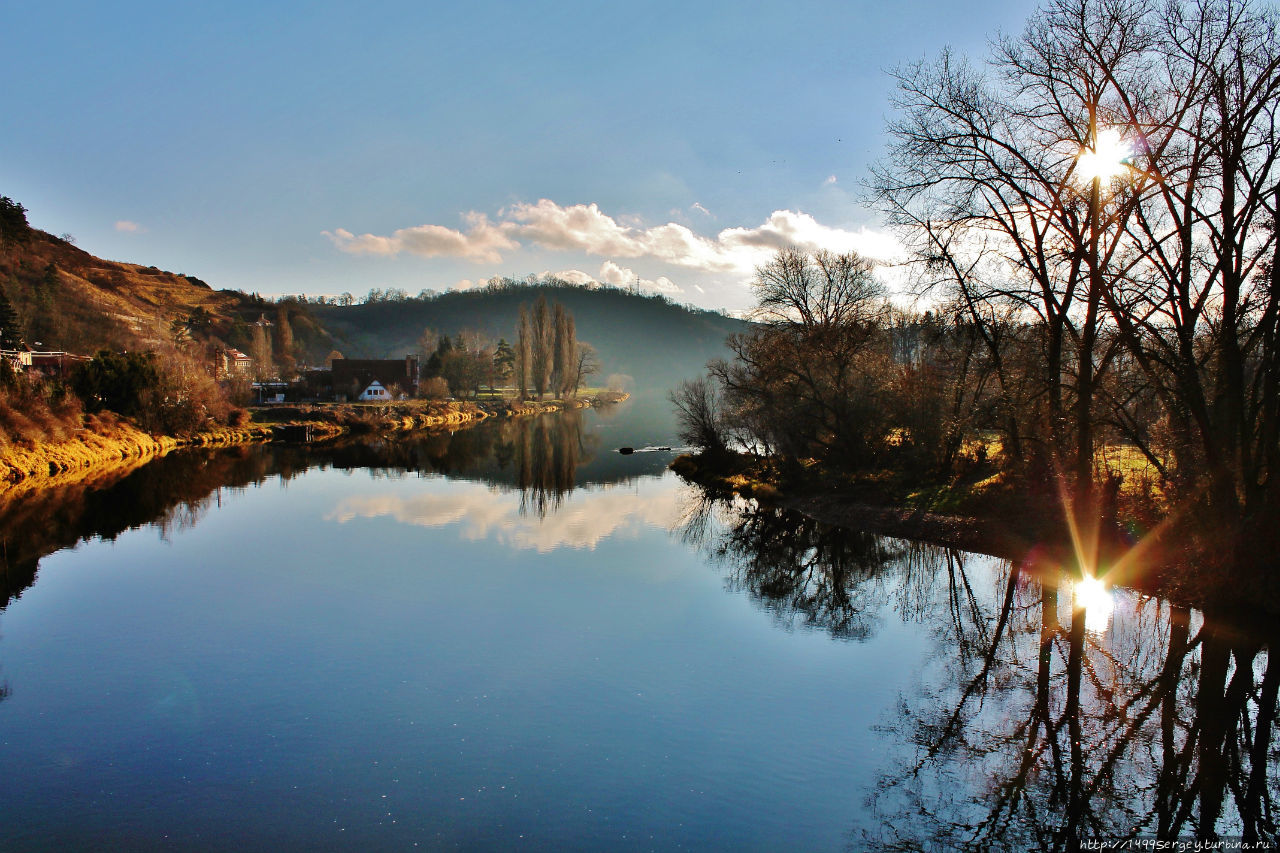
312, 284, 749, 391
0, 204, 745, 390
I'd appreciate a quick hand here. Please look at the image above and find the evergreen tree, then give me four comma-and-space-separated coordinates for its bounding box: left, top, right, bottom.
0, 196, 30, 247
493, 338, 515, 387
0, 282, 26, 349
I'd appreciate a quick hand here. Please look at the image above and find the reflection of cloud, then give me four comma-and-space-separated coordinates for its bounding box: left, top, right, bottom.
326, 478, 682, 552
326, 199, 902, 275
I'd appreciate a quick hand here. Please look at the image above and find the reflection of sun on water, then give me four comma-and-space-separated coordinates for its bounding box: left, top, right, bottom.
1073, 574, 1115, 634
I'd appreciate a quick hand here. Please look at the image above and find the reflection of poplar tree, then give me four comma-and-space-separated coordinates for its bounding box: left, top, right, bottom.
507, 411, 584, 518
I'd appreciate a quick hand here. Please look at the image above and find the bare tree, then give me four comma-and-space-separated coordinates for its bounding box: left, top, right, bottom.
873, 0, 1280, 575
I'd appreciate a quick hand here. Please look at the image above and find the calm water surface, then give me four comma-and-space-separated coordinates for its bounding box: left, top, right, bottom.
0, 396, 1275, 850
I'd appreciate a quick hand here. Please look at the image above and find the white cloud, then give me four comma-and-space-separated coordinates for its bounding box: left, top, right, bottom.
719, 210, 901, 262
824, 175, 838, 186
325, 200, 901, 278
323, 211, 517, 263
548, 268, 599, 286
115, 220, 144, 233
691, 202, 713, 217
597, 261, 682, 295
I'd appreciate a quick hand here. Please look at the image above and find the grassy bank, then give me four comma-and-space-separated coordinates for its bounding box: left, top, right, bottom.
0, 392, 628, 493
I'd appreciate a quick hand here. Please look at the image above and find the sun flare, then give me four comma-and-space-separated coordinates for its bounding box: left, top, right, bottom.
1076, 129, 1133, 183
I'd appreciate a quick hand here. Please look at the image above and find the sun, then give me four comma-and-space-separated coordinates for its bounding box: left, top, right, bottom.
1076, 129, 1134, 184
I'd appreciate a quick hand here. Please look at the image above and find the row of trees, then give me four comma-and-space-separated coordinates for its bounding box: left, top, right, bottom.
415, 296, 600, 400
516, 294, 597, 400
679, 0, 1280, 579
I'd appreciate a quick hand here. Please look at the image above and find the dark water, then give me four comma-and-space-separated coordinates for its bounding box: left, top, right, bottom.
0, 396, 1275, 850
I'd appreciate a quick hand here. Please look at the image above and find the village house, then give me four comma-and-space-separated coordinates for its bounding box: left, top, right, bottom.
330, 355, 419, 401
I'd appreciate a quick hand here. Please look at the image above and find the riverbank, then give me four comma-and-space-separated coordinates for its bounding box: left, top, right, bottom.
668, 450, 1279, 618
0, 392, 628, 492
671, 451, 1047, 559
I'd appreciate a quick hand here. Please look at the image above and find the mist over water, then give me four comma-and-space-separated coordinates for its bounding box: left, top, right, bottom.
0, 394, 1275, 849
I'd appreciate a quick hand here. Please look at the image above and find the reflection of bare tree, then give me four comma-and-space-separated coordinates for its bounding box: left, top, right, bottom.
682, 490, 1277, 846
509, 410, 595, 519
865, 559, 1280, 849
678, 495, 910, 640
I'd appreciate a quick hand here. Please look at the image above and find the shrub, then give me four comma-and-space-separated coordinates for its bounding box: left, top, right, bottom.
420, 376, 449, 400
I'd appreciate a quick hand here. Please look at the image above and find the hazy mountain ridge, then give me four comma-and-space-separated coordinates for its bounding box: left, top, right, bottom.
312, 284, 749, 390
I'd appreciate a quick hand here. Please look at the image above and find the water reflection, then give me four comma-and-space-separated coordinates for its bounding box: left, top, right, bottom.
682, 494, 1279, 846
1, 409, 1275, 845
678, 494, 910, 640
0, 411, 619, 608
328, 478, 683, 552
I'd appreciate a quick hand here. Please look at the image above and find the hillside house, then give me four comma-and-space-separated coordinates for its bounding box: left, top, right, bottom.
224, 348, 253, 376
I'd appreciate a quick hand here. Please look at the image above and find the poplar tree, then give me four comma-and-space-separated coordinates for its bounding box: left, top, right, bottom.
274, 304, 295, 375
531, 294, 553, 399
552, 306, 577, 398
516, 306, 532, 400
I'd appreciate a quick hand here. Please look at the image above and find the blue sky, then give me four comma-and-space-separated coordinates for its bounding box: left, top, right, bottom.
3, 0, 1037, 311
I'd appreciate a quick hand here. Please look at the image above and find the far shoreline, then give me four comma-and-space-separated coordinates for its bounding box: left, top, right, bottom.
0, 392, 628, 495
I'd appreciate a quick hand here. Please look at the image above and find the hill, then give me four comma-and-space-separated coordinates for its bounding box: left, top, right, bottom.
1, 198, 745, 391
312, 283, 749, 391
0, 227, 244, 352
0, 209, 338, 362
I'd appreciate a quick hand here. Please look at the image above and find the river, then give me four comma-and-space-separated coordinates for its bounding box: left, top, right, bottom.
0, 394, 1275, 850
